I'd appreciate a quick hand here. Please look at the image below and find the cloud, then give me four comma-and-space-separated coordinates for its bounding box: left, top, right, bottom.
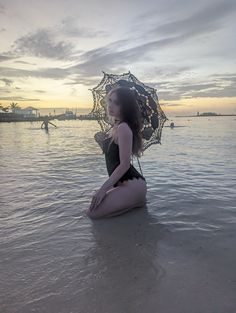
34, 90, 46, 93
0, 0, 235, 94
6, 0, 231, 72
0, 3, 5, 15
177, 83, 219, 92
14, 60, 36, 65
0, 96, 40, 101
148, 0, 236, 38
0, 54, 15, 62
60, 17, 110, 38
3, 18, 108, 61
144, 66, 193, 82
157, 91, 182, 101
211, 73, 236, 82
0, 78, 13, 86
0, 66, 69, 79
11, 29, 74, 60
157, 74, 236, 100
63, 1, 236, 81
185, 83, 236, 98
162, 103, 184, 107
64, 77, 102, 87
0, 88, 10, 94
0, 37, 134, 82
180, 73, 236, 98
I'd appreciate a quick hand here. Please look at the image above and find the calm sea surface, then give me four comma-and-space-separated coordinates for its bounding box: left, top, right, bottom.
1, 116, 236, 312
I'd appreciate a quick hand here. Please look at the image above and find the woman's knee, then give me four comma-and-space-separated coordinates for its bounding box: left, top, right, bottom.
87, 179, 147, 219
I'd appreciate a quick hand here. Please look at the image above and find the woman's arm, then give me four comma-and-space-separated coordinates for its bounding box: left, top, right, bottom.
100, 122, 132, 191
48, 122, 57, 127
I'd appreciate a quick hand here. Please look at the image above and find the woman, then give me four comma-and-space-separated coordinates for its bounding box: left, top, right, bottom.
86, 86, 147, 219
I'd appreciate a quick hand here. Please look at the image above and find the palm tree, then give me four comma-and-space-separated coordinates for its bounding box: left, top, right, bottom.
0, 104, 10, 112
9, 102, 21, 113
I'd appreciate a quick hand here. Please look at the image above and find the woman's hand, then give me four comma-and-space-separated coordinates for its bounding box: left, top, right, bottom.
94, 131, 106, 141
94, 131, 107, 150
89, 188, 107, 211
94, 131, 106, 148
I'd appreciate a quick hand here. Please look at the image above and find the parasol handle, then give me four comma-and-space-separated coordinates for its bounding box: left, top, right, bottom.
136, 156, 143, 176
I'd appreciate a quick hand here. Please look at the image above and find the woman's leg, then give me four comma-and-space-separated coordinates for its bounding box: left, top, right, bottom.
86, 178, 147, 219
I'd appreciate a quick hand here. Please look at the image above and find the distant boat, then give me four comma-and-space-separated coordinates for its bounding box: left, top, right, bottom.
56, 109, 76, 120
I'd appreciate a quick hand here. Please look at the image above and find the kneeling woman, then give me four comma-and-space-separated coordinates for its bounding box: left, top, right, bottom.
86, 86, 147, 219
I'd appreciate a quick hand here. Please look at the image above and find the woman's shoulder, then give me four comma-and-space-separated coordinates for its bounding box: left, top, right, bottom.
117, 121, 131, 131
117, 122, 132, 135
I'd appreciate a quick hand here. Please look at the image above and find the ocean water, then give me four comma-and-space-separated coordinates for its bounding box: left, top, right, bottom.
0, 116, 236, 312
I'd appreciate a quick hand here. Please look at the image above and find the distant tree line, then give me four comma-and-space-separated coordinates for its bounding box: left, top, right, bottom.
0, 102, 21, 113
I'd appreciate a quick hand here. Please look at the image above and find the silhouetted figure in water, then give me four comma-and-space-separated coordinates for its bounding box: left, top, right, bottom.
41, 116, 57, 131
170, 122, 175, 128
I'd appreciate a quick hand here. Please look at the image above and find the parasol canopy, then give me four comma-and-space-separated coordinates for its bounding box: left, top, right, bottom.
89, 70, 168, 151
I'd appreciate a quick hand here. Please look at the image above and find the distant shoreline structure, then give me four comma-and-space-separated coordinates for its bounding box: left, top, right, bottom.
175, 111, 236, 117
0, 109, 103, 123
0, 113, 103, 123
1, 107, 236, 123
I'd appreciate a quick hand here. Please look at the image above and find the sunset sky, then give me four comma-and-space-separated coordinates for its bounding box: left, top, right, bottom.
0, 0, 236, 115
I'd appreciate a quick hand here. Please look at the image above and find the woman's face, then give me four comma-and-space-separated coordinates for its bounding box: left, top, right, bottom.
106, 91, 122, 121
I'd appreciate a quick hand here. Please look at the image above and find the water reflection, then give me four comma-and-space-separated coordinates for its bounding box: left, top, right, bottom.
79, 207, 169, 312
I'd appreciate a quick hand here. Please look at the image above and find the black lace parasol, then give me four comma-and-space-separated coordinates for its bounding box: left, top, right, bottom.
89, 71, 168, 153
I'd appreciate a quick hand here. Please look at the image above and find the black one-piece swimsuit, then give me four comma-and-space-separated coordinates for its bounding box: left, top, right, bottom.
102, 136, 146, 188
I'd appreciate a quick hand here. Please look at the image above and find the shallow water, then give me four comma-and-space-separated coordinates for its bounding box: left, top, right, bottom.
1, 116, 236, 312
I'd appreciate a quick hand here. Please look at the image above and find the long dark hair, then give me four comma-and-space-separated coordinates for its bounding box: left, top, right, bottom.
105, 86, 144, 158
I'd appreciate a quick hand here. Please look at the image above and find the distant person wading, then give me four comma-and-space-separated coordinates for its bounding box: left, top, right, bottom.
41, 116, 57, 131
